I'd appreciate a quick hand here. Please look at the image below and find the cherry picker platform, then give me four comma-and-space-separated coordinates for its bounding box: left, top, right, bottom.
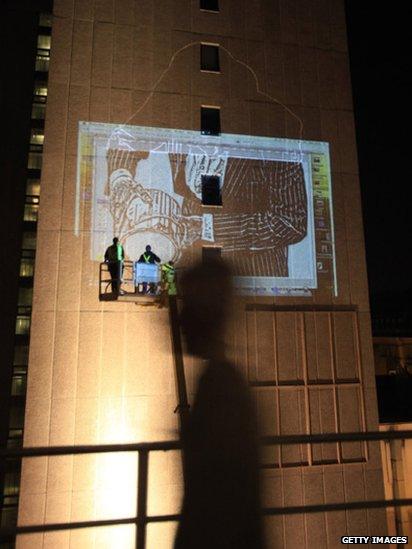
99, 260, 165, 306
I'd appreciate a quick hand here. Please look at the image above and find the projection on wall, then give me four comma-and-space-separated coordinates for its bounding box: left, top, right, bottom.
77, 122, 337, 296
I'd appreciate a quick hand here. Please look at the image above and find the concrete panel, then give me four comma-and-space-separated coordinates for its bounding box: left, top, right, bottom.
333, 312, 359, 381
71, 20, 93, 87
92, 22, 114, 87
115, 0, 135, 26
37, 153, 65, 231
276, 312, 304, 383
74, 0, 93, 20
26, 311, 55, 401
94, 0, 115, 23
49, 16, 73, 85
52, 311, 79, 398
279, 388, 308, 465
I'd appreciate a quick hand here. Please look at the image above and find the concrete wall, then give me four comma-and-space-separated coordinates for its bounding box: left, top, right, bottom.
18, 1, 386, 547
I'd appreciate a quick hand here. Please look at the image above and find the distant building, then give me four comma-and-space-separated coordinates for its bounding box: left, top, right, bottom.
1, 1, 52, 533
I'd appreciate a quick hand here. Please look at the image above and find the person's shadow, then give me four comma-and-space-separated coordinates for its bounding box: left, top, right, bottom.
175, 258, 264, 549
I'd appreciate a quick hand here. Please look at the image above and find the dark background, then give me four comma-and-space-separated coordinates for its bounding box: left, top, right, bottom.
345, 2, 411, 315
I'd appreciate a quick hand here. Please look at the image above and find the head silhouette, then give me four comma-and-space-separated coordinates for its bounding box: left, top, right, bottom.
145, 245, 151, 252
179, 258, 233, 359
113, 237, 119, 245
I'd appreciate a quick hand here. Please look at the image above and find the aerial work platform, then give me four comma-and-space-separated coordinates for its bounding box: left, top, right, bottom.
99, 261, 166, 306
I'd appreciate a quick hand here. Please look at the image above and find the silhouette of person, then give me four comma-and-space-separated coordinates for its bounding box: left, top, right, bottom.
104, 237, 125, 294
175, 258, 264, 549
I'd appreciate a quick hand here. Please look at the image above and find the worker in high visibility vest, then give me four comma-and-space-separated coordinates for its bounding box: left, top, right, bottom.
104, 237, 125, 294
161, 260, 177, 296
137, 245, 161, 294
138, 245, 161, 265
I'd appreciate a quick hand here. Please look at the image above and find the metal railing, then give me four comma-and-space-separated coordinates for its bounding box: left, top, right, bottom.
99, 260, 134, 297
1, 430, 412, 545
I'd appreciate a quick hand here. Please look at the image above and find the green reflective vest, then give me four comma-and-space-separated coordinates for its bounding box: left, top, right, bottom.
117, 244, 124, 261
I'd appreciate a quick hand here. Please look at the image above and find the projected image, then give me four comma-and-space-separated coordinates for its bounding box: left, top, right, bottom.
77, 123, 336, 296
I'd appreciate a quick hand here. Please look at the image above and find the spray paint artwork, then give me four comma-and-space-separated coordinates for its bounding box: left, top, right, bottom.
77, 123, 336, 295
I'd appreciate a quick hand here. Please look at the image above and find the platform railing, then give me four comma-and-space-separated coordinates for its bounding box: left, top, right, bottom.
99, 260, 135, 297
1, 430, 412, 545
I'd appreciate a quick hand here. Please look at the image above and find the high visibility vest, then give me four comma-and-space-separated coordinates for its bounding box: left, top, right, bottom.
116, 244, 123, 261
143, 253, 151, 263
162, 263, 174, 274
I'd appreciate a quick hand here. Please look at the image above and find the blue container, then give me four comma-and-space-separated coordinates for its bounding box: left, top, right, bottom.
134, 262, 160, 285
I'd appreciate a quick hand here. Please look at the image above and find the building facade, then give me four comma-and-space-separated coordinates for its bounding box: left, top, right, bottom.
17, 0, 387, 547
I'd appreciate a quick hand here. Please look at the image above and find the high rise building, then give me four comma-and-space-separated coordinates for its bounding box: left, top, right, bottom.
10, 0, 387, 547
1, 1, 53, 534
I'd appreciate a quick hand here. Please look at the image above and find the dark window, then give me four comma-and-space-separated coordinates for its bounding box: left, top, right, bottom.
201, 44, 220, 72
200, 0, 219, 11
201, 107, 221, 135
202, 247, 222, 262
201, 175, 222, 206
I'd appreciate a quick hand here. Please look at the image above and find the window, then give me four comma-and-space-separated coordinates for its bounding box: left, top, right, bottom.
15, 315, 30, 336
35, 50, 50, 72
201, 106, 221, 135
202, 246, 222, 262
18, 287, 33, 307
200, 0, 219, 11
37, 35, 51, 50
27, 152, 42, 169
201, 175, 222, 205
20, 250, 35, 277
26, 179, 40, 196
200, 44, 220, 72
11, 372, 27, 397
22, 232, 37, 250
30, 131, 44, 145
13, 346, 29, 366
24, 195, 40, 222
31, 103, 46, 120
39, 13, 53, 28
34, 83, 48, 100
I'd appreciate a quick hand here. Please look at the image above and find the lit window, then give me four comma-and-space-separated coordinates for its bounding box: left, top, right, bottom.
20, 258, 35, 277
3, 471, 21, 496
11, 373, 27, 397
31, 103, 46, 119
15, 316, 31, 336
35, 49, 50, 72
22, 232, 37, 250
34, 83, 48, 99
26, 179, 40, 196
24, 196, 40, 222
30, 131, 44, 145
27, 152, 42, 169
201, 106, 221, 135
201, 44, 220, 72
201, 175, 222, 205
37, 35, 51, 50
200, 0, 219, 11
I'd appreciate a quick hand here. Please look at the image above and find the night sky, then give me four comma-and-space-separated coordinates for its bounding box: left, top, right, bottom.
345, 2, 412, 311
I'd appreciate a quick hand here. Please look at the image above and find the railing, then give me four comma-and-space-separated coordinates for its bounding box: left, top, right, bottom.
99, 260, 134, 297
1, 431, 412, 546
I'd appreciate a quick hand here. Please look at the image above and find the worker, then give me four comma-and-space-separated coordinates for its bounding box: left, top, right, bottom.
137, 245, 161, 294
104, 237, 125, 295
138, 244, 161, 264
161, 260, 177, 296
